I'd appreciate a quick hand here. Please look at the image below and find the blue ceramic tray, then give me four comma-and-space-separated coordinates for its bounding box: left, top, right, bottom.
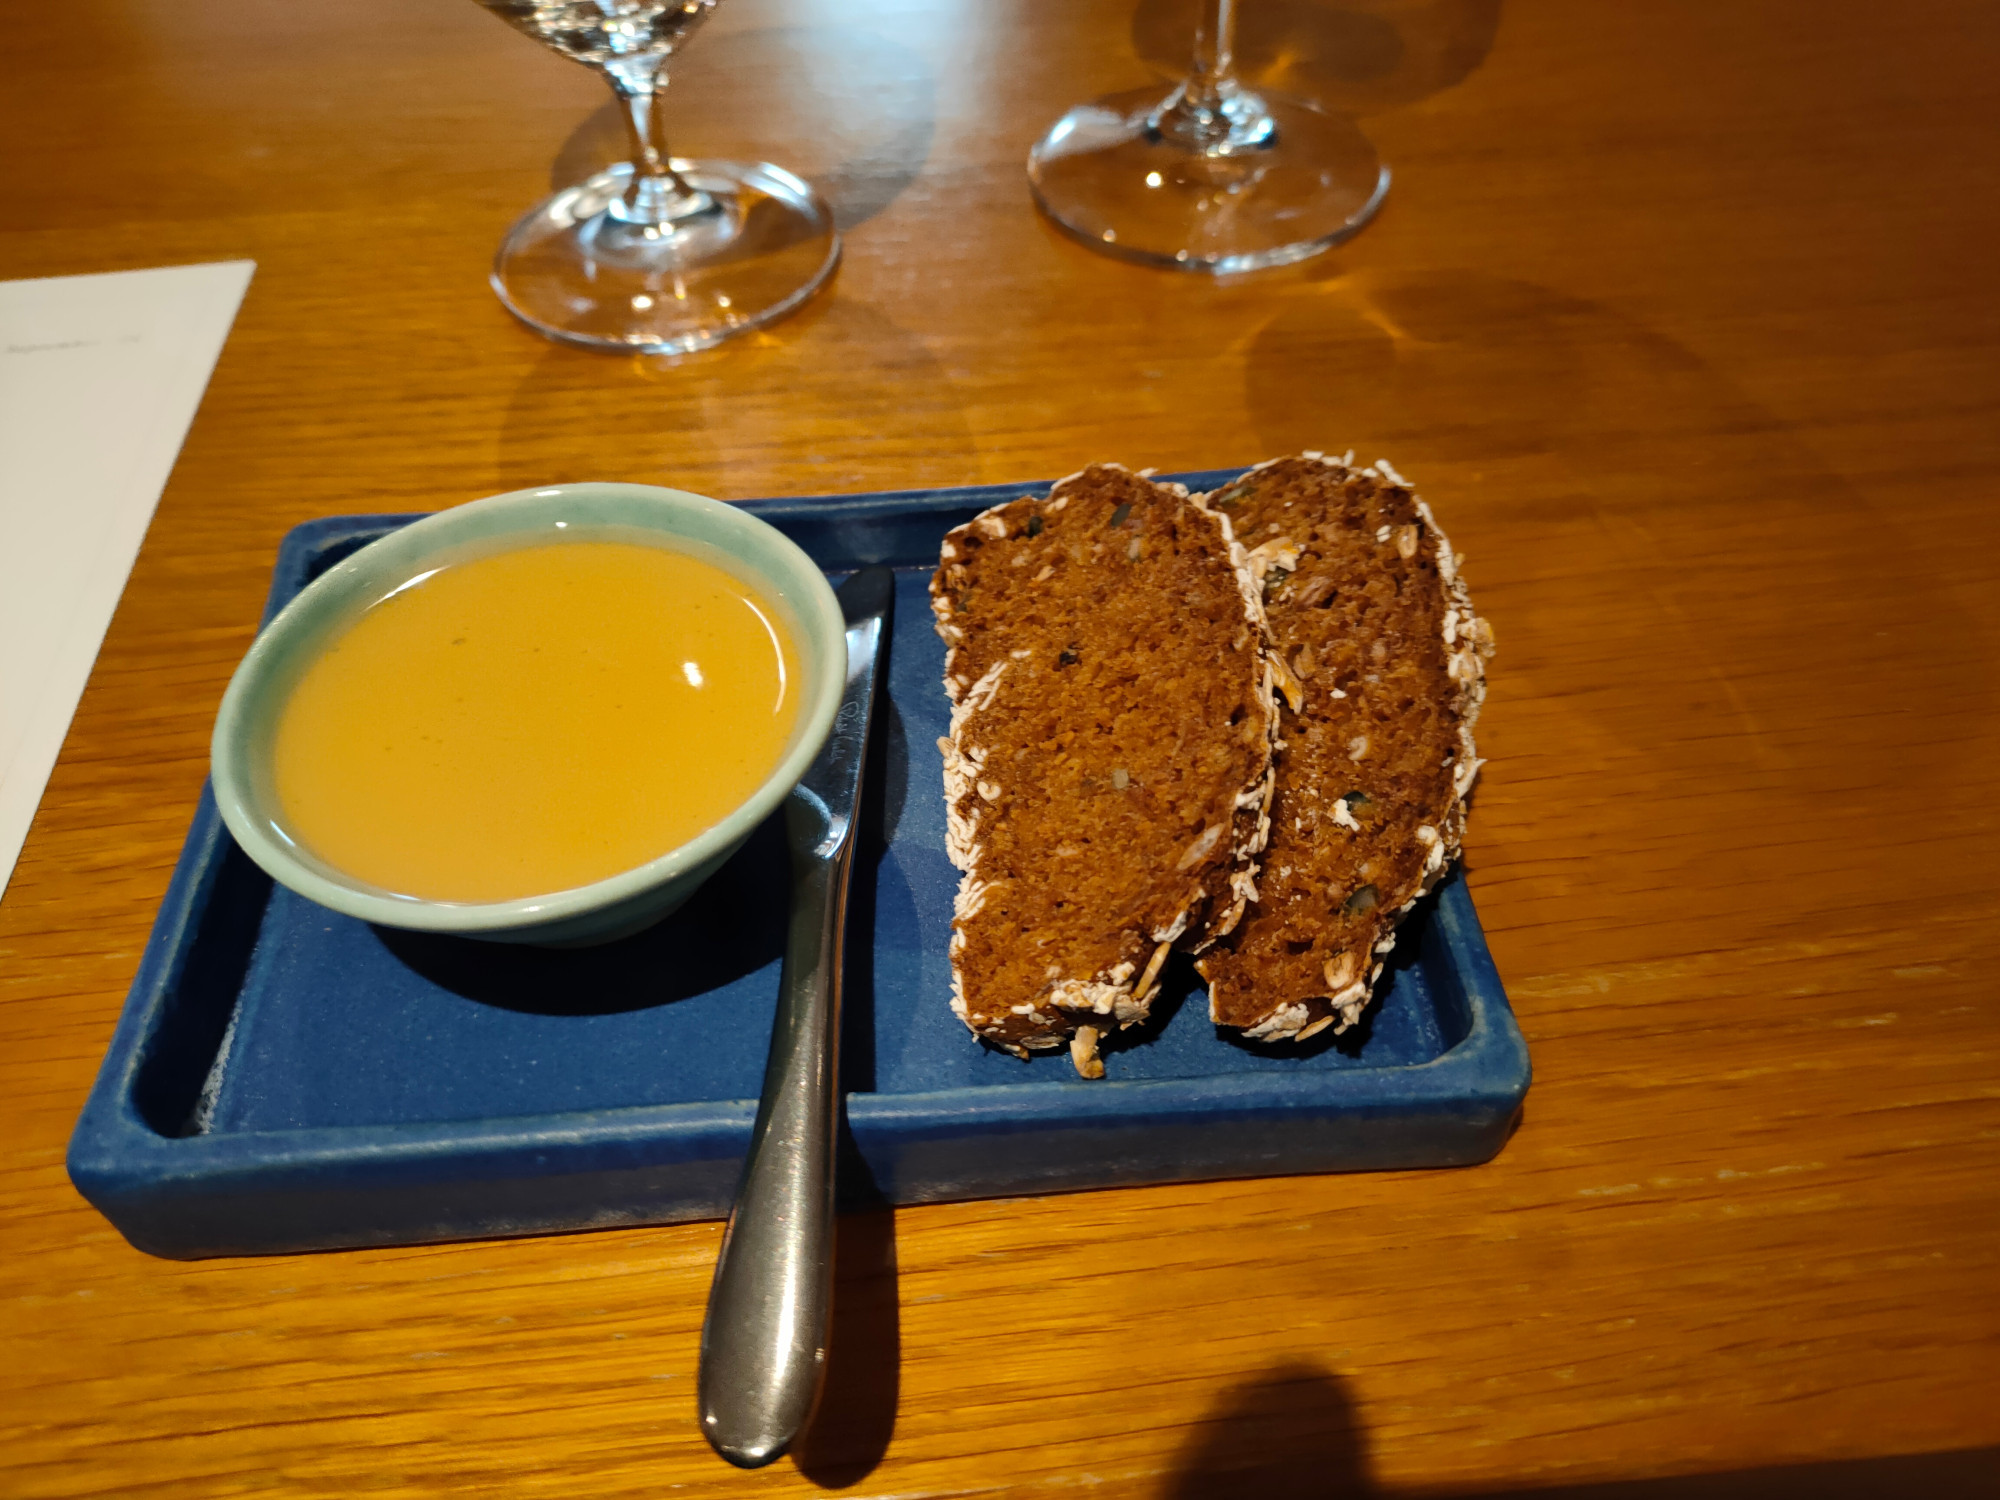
68, 473, 1529, 1259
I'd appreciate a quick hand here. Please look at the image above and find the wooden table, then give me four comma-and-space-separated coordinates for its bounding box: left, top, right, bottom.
5, 1, 1997, 1493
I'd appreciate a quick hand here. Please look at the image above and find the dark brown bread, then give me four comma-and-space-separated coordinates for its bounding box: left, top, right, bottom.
1195, 455, 1491, 1042
930, 464, 1277, 1078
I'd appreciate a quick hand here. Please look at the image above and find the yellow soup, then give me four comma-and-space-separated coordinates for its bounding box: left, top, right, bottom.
271, 536, 802, 903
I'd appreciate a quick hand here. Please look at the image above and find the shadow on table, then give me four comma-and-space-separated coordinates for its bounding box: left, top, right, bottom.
1164, 1361, 1999, 1498
793, 1205, 901, 1488
1167, 1361, 1374, 1497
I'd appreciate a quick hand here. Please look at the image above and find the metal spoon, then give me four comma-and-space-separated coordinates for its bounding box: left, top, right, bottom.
697, 565, 893, 1469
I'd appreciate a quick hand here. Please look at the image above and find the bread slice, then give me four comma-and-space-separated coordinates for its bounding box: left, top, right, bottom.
931, 464, 1277, 1078
1194, 455, 1491, 1043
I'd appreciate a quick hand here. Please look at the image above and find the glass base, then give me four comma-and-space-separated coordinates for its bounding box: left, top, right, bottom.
491, 160, 839, 354
1027, 84, 1389, 274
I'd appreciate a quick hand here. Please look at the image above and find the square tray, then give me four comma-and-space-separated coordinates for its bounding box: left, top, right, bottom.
67, 473, 1530, 1258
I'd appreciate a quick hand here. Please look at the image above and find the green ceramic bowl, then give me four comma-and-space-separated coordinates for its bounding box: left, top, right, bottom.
210, 483, 846, 946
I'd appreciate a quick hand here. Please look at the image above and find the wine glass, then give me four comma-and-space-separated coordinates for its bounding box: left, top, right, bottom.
475, 2, 839, 353
1027, 0, 1389, 273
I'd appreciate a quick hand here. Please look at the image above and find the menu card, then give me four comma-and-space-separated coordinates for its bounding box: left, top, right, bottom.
0, 261, 254, 901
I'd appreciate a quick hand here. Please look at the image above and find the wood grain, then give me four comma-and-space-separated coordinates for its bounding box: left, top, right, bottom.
4, 0, 1998, 1495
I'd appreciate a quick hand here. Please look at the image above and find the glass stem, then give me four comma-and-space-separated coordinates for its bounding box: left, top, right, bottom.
1190, 0, 1239, 109
1159, 0, 1257, 149
602, 55, 711, 227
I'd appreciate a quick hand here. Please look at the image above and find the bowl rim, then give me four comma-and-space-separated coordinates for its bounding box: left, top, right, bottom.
209, 481, 847, 935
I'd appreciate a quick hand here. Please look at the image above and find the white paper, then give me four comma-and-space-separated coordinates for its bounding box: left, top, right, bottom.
0, 260, 254, 901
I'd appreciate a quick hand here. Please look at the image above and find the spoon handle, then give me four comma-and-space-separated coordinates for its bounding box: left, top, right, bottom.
697, 567, 891, 1469
698, 843, 848, 1467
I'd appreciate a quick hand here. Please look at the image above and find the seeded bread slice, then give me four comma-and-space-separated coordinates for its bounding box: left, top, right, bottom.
931, 464, 1278, 1079
1194, 455, 1491, 1043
